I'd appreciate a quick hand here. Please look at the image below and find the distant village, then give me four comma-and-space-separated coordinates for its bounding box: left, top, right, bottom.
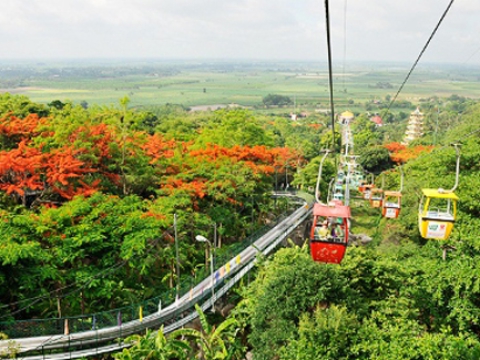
290, 107, 424, 145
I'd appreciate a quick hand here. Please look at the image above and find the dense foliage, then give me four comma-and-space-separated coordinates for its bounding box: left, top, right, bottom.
262, 94, 293, 107
2, 91, 480, 360
231, 97, 480, 359
115, 305, 244, 360
237, 242, 480, 359
0, 96, 318, 320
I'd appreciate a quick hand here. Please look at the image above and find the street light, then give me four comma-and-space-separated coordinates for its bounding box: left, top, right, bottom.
195, 235, 215, 312
174, 214, 180, 305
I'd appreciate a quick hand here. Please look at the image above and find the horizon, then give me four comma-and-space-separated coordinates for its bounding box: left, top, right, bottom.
0, 58, 478, 69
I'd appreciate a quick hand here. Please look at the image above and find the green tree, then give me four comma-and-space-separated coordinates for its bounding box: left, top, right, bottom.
292, 156, 335, 198
0, 93, 49, 117
262, 94, 293, 106
48, 100, 67, 110
280, 305, 359, 360
236, 246, 353, 360
175, 304, 244, 360
319, 127, 341, 152
357, 146, 393, 173
195, 109, 273, 148
115, 327, 191, 360
352, 113, 380, 148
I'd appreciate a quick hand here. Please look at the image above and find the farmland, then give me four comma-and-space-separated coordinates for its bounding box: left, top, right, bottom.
1, 60, 480, 112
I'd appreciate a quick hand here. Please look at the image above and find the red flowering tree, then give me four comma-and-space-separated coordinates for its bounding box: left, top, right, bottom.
385, 142, 434, 164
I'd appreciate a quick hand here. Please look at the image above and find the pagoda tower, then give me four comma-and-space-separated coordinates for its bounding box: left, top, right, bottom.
402, 107, 424, 144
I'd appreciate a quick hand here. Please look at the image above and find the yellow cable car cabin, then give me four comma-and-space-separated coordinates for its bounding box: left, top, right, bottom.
418, 189, 459, 240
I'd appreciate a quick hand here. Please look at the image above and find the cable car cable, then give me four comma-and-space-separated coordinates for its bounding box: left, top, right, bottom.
385, 0, 456, 114
462, 44, 480, 65
324, 0, 337, 162
313, 0, 338, 203
342, 0, 348, 93
308, 1, 353, 264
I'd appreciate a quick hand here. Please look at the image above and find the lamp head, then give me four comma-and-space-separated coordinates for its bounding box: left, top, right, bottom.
195, 235, 209, 243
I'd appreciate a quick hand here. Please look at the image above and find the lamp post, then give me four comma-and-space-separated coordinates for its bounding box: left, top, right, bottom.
174, 214, 180, 304
195, 235, 215, 313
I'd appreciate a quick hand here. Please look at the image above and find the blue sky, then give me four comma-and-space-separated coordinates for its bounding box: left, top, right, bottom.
1, 0, 479, 65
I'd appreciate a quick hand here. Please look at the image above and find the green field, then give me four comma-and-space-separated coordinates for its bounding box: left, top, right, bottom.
2, 60, 480, 109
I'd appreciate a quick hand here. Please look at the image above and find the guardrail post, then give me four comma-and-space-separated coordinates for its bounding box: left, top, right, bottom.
117, 311, 122, 339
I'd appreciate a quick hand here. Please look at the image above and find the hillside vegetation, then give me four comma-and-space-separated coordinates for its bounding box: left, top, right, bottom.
0, 93, 316, 322
233, 102, 480, 359
1, 91, 480, 359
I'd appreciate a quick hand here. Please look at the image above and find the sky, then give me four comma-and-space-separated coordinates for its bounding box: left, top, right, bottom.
1, 0, 479, 65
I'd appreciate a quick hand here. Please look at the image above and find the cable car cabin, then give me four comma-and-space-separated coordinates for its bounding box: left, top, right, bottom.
358, 180, 367, 193
361, 184, 375, 200
358, 181, 374, 193
382, 191, 402, 218
354, 171, 364, 179
350, 174, 362, 188
419, 189, 459, 240
334, 184, 344, 200
310, 203, 351, 264
369, 188, 384, 208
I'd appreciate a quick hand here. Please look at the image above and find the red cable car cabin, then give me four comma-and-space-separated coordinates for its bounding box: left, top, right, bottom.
358, 180, 368, 193
329, 199, 344, 206
310, 202, 351, 264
